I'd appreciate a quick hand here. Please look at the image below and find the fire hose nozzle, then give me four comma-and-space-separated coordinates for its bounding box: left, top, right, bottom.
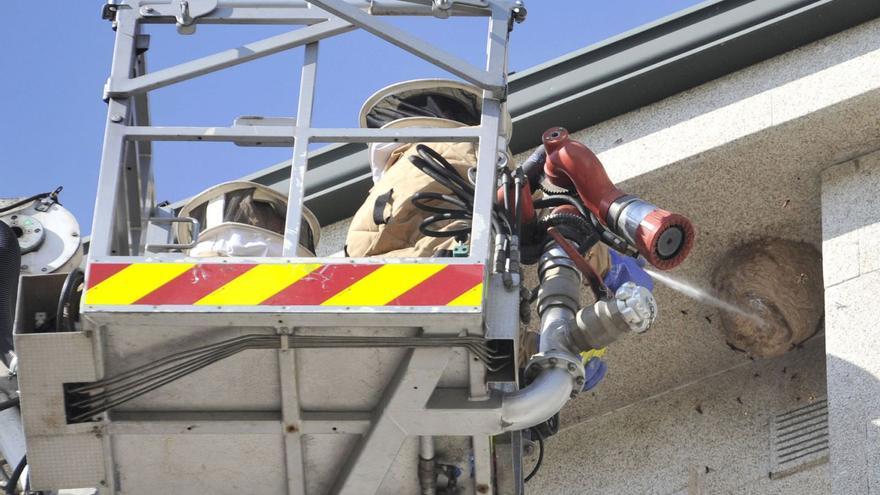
542, 127, 694, 270
607, 196, 695, 270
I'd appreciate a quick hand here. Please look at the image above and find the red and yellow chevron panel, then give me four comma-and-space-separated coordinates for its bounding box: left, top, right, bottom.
84, 262, 484, 307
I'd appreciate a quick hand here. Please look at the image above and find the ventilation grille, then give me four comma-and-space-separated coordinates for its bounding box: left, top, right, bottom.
769, 398, 830, 479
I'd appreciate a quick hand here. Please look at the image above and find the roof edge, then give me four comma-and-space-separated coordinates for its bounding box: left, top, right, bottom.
224, 0, 880, 225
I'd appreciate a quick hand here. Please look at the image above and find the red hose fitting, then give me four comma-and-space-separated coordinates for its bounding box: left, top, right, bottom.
543, 127, 622, 221
542, 127, 694, 270
496, 181, 536, 224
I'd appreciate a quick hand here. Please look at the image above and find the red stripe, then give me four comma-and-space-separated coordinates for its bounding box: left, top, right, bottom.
133, 264, 255, 305
261, 264, 381, 306
87, 263, 130, 288
388, 264, 484, 306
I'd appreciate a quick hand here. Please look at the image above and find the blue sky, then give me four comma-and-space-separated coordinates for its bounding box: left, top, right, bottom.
0, 1, 701, 233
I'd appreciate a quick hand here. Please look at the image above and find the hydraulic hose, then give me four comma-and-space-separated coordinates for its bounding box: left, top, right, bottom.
56, 268, 84, 332
4, 455, 25, 495
0, 222, 20, 366
0, 397, 19, 412
518, 145, 547, 190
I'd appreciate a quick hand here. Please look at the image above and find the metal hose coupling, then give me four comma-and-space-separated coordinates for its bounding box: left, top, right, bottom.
605, 195, 694, 270
572, 282, 657, 350
535, 243, 581, 315
500, 348, 585, 431
525, 351, 586, 398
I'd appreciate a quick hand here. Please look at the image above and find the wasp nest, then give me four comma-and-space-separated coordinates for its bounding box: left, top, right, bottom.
712, 238, 823, 358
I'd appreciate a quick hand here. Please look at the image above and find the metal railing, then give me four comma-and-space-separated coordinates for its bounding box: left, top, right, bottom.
89, 0, 521, 269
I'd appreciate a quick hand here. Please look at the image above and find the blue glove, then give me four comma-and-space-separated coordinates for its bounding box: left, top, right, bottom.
582, 356, 607, 391
604, 250, 653, 292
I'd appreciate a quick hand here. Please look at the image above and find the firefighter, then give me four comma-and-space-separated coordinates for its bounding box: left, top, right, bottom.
177, 180, 320, 257
345, 79, 497, 258
345, 79, 658, 390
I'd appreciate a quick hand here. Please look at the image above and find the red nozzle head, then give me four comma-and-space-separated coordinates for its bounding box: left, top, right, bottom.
542, 127, 624, 221
635, 209, 695, 270
541, 125, 697, 269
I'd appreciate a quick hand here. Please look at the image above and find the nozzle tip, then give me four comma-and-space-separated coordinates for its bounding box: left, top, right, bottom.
636, 210, 694, 270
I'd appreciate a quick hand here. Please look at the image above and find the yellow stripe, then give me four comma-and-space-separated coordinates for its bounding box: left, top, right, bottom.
446, 283, 483, 307
194, 263, 320, 306
85, 263, 195, 305
321, 264, 446, 306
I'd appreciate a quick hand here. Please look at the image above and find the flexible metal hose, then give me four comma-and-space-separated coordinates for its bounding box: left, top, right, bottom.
0, 222, 20, 366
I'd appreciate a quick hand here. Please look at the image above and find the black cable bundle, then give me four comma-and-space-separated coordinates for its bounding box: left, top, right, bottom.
64, 334, 505, 423
532, 195, 636, 257
408, 144, 513, 240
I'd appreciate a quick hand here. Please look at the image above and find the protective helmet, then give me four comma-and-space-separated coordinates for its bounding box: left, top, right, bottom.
177, 181, 320, 257
359, 79, 512, 180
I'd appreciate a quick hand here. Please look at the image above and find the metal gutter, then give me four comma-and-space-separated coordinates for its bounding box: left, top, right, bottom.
509, 0, 880, 146
233, 0, 880, 224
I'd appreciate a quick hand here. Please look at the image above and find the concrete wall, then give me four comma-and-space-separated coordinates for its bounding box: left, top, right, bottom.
512, 14, 880, 495
821, 151, 880, 494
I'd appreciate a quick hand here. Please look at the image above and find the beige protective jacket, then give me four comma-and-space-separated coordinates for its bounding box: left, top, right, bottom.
346, 142, 475, 258
345, 142, 611, 275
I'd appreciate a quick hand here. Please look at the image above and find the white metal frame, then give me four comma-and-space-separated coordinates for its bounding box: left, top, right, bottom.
89, 0, 514, 273
23, 2, 528, 495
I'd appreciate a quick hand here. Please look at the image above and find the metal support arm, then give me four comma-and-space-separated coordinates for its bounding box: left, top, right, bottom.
105, 17, 353, 96
309, 0, 505, 94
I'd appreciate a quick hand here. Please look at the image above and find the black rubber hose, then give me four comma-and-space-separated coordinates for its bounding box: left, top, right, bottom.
5, 455, 25, 495
416, 146, 474, 196
56, 268, 84, 333
409, 156, 473, 207
0, 187, 62, 215
0, 397, 19, 412
418, 212, 472, 238
0, 222, 21, 364
524, 429, 544, 483
513, 168, 524, 237
407, 145, 513, 238
533, 196, 637, 256
0, 194, 47, 215
411, 193, 470, 214
533, 195, 589, 218
519, 145, 547, 191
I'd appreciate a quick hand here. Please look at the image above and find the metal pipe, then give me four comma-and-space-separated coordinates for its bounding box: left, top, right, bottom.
418, 436, 437, 495
216, 0, 489, 15
419, 435, 435, 460
500, 368, 573, 431
499, 240, 584, 432
538, 306, 577, 356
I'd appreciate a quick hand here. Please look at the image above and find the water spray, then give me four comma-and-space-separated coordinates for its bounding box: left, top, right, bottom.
643, 267, 768, 327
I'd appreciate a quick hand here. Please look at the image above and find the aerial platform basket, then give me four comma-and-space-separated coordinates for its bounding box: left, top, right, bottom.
14, 1, 529, 494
